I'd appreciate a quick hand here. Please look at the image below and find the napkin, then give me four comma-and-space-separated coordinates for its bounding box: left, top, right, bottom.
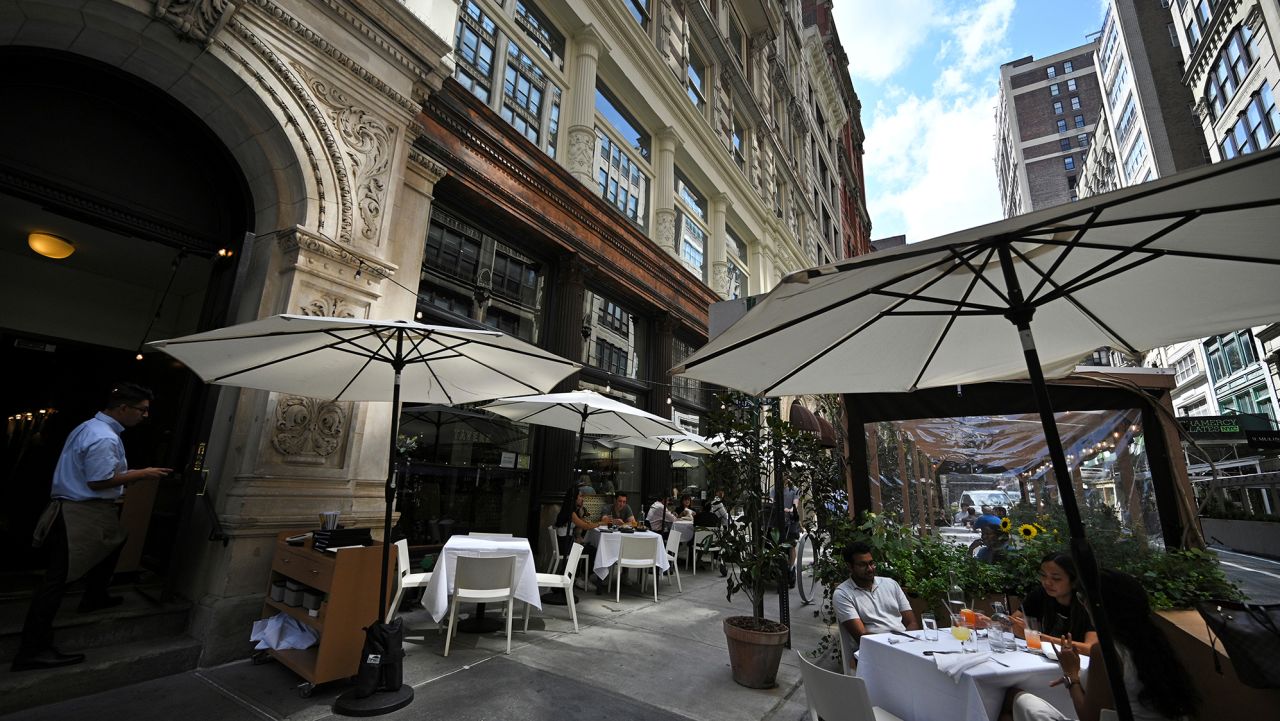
935, 652, 992, 681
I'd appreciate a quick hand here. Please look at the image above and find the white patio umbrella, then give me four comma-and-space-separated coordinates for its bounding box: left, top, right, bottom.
675, 148, 1280, 721
479, 391, 686, 481
609, 433, 717, 454
150, 315, 578, 713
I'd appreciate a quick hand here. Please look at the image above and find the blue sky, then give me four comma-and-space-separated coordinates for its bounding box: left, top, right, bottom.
833, 0, 1107, 243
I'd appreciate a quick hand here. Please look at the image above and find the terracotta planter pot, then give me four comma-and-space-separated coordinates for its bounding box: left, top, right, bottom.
723, 616, 789, 689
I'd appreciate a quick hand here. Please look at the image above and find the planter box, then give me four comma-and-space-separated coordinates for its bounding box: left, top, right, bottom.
1155, 609, 1280, 719
1199, 517, 1280, 558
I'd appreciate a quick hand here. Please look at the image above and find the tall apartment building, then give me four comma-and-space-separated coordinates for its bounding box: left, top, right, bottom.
995, 43, 1104, 217
1078, 0, 1208, 197
0, 0, 870, 674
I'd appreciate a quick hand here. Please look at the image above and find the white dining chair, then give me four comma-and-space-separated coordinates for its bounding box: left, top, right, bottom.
690, 529, 721, 575
523, 542, 584, 633
616, 535, 659, 602
795, 650, 903, 721
663, 532, 683, 593
544, 526, 563, 572
387, 539, 433, 624
443, 554, 517, 657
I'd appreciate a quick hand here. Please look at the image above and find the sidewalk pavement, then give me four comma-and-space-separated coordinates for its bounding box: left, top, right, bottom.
4, 566, 833, 721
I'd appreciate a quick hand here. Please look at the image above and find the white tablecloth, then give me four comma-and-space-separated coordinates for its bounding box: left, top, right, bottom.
591, 530, 668, 579
857, 631, 1082, 721
669, 520, 695, 543
422, 535, 541, 622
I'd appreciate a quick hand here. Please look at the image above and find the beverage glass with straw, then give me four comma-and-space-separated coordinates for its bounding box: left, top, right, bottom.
1025, 617, 1043, 652
950, 612, 976, 652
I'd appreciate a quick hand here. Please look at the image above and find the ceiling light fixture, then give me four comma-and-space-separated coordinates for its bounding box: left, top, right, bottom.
28, 232, 75, 259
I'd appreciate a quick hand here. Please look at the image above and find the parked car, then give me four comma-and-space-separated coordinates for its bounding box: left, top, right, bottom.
959, 489, 1015, 511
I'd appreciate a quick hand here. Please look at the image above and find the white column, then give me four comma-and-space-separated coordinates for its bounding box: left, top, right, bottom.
565, 25, 606, 185
709, 193, 730, 296
653, 126, 680, 258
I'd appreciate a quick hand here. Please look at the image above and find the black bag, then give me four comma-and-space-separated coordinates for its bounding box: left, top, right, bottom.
1196, 599, 1280, 689
351, 618, 405, 698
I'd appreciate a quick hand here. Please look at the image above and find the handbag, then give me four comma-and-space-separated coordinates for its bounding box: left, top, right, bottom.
1195, 599, 1280, 689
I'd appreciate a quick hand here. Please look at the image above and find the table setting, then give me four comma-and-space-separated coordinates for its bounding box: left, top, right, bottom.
857, 621, 1084, 721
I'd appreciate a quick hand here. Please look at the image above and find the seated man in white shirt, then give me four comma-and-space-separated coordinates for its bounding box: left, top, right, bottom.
832, 541, 918, 674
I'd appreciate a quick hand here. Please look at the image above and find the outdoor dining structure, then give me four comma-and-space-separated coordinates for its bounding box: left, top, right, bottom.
150, 315, 580, 715
675, 147, 1280, 721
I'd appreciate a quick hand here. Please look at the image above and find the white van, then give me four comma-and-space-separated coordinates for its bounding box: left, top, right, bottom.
959, 489, 1015, 510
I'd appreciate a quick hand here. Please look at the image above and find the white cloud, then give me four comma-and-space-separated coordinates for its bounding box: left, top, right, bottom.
838, 0, 944, 83
835, 0, 1015, 242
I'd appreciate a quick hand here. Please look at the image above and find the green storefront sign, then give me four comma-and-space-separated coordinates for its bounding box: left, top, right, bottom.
1178, 414, 1272, 441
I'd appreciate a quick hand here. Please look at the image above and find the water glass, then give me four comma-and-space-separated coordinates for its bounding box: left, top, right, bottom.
921, 612, 938, 641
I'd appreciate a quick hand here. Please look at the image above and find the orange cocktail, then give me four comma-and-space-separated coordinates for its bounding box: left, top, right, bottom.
1025, 629, 1042, 650
960, 608, 977, 627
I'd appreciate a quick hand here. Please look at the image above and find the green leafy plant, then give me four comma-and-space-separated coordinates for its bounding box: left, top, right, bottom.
707, 392, 820, 630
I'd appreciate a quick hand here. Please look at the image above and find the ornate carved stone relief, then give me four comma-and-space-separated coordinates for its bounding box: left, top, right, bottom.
293, 62, 396, 246
654, 209, 677, 255
299, 293, 358, 319
711, 261, 729, 298
271, 395, 348, 464
154, 0, 239, 46
566, 126, 596, 183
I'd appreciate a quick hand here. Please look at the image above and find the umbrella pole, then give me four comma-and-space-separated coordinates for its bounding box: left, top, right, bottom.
573, 411, 587, 484
996, 246, 1133, 721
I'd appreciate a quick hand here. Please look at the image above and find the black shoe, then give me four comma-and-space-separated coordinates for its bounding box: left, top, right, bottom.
719, 564, 728, 577
77, 595, 124, 613
11, 649, 85, 672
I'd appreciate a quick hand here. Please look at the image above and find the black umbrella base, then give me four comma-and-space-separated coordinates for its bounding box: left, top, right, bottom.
333, 685, 413, 717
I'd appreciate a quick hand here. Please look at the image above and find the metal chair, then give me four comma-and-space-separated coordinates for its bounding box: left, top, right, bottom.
523, 542, 584, 633
795, 650, 903, 721
443, 554, 517, 656
615, 535, 659, 602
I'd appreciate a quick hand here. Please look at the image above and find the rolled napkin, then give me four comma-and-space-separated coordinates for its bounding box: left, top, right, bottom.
935, 652, 992, 681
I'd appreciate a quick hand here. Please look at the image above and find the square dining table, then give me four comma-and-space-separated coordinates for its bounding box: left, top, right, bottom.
422, 535, 541, 627
589, 529, 668, 580
857, 630, 1083, 721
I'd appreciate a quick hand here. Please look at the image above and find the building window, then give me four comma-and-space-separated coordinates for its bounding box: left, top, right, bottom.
1108, 60, 1129, 108
1179, 398, 1210, 417
1054, 101, 1063, 115
1204, 26, 1256, 121
675, 171, 709, 281
1064, 156, 1075, 171
1070, 96, 1081, 110
513, 0, 564, 69
1047, 65, 1057, 79
425, 221, 481, 281
1078, 133, 1089, 147
627, 0, 650, 29
596, 84, 650, 159
595, 130, 648, 224
1205, 330, 1259, 383
1057, 119, 1068, 133
1167, 22, 1179, 46
1067, 78, 1077, 92
490, 248, 541, 307
1050, 83, 1060, 96
728, 12, 746, 69
1064, 60, 1074, 73
501, 41, 547, 145
1074, 114, 1086, 128
1124, 133, 1148, 179
730, 114, 746, 169
1060, 138, 1071, 151
1185, 18, 1201, 52
686, 47, 707, 108
1222, 384, 1277, 422
582, 290, 641, 380
1116, 95, 1138, 142
454, 0, 497, 102
1174, 353, 1200, 385
671, 337, 702, 403
726, 230, 748, 300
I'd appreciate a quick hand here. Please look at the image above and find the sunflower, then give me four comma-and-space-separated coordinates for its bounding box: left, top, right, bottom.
1018, 523, 1038, 539
999, 517, 1012, 533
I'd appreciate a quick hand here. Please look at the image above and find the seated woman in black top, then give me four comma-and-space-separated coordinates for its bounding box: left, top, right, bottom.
1012, 551, 1097, 655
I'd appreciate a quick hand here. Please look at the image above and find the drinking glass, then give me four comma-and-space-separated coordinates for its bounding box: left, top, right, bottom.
921, 612, 938, 641
1024, 617, 1042, 651
950, 613, 975, 652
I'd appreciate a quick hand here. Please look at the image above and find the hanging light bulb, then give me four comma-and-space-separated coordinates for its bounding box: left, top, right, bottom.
666, 396, 672, 405
135, 353, 144, 361
415, 310, 423, 320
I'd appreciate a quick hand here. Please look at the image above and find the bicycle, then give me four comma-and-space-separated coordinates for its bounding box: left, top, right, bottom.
793, 528, 825, 605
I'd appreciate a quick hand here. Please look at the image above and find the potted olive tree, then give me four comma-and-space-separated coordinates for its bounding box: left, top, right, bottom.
708, 393, 819, 688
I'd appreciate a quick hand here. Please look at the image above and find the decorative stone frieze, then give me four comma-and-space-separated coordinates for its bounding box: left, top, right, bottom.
154, 0, 241, 46
271, 395, 350, 465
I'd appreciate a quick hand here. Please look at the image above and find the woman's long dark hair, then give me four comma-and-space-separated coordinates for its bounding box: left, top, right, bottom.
1037, 552, 1087, 638
1098, 569, 1199, 718
555, 485, 581, 527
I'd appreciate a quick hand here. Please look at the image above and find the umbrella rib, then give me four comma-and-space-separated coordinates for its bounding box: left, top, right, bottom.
908, 246, 999, 391
1025, 207, 1103, 302
947, 244, 1012, 305
679, 248, 980, 373
1010, 245, 1145, 355
873, 289, 1005, 312
1017, 194, 1280, 237
1022, 236, 1280, 266
420, 328, 580, 369
1033, 213, 1196, 303
759, 245, 989, 395
331, 330, 397, 400
409, 334, 552, 399
205, 328, 394, 384
404, 333, 457, 406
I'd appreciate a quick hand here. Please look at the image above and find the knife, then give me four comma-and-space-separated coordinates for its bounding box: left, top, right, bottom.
890, 629, 920, 641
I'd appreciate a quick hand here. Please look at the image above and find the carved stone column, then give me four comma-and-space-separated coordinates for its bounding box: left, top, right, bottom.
708, 193, 730, 297
653, 126, 680, 259
535, 254, 588, 500
565, 25, 606, 185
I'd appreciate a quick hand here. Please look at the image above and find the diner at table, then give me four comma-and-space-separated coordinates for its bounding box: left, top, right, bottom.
554, 485, 608, 593
833, 541, 919, 674
1011, 552, 1097, 656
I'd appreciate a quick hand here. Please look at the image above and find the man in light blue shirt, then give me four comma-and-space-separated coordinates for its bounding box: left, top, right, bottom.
12, 382, 171, 672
